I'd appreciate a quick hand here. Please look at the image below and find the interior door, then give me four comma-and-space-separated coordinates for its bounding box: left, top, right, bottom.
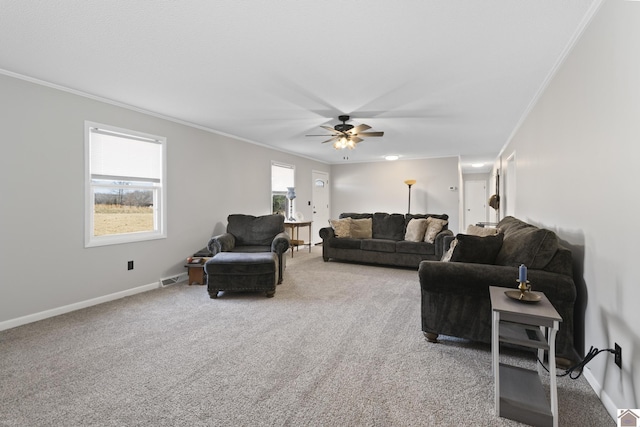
464, 179, 488, 229
311, 170, 330, 245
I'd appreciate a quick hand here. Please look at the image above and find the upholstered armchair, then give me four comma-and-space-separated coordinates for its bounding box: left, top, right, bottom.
207, 214, 290, 283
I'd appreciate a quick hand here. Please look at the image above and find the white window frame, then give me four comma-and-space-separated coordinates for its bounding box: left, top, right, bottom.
85, 121, 167, 247
271, 162, 295, 215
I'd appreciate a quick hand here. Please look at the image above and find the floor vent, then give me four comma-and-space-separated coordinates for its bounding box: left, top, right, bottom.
160, 274, 184, 287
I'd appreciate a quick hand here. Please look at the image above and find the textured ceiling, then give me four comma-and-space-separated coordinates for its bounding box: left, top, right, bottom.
0, 1, 598, 171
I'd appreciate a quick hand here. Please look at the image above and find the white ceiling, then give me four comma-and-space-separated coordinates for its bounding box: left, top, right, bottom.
0, 1, 597, 171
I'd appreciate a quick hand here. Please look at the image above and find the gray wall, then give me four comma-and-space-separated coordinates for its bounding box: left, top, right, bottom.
330, 157, 460, 233
0, 71, 462, 328
0, 73, 329, 326
498, 0, 639, 413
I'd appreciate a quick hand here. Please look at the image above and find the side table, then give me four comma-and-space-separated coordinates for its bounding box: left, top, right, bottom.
185, 258, 210, 285
490, 286, 562, 427
284, 221, 312, 257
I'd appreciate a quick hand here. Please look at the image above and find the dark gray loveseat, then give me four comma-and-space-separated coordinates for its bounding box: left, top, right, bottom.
418, 216, 577, 362
319, 213, 452, 268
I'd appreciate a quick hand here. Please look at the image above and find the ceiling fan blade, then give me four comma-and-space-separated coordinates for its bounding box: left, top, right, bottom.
321, 136, 339, 144
321, 125, 344, 134
358, 131, 384, 137
351, 136, 364, 144
350, 124, 371, 134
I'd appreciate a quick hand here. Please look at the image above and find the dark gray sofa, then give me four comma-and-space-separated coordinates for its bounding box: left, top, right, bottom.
418, 216, 577, 362
319, 213, 453, 268
207, 214, 290, 284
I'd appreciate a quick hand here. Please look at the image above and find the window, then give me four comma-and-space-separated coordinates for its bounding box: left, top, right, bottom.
271, 162, 294, 216
85, 122, 166, 247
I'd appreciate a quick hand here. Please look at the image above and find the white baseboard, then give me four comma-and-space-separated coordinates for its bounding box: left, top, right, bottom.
0, 281, 161, 332
584, 366, 617, 421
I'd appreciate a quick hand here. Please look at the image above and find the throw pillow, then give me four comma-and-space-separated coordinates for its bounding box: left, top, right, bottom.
495, 226, 558, 269
449, 233, 504, 264
404, 218, 428, 242
372, 212, 406, 240
424, 217, 448, 243
441, 238, 458, 262
350, 218, 373, 239
329, 218, 352, 238
466, 224, 501, 237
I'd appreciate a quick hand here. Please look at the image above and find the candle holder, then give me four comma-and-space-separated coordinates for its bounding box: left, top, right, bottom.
517, 280, 531, 297
504, 280, 541, 303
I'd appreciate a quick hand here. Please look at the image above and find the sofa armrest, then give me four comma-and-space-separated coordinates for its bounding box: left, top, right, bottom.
271, 231, 291, 254
433, 229, 454, 259
418, 261, 576, 302
207, 232, 236, 255
319, 226, 335, 240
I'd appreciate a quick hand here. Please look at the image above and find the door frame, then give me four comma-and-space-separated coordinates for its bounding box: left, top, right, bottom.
311, 170, 330, 245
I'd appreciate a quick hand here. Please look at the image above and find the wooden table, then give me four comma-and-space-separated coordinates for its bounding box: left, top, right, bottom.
284, 221, 312, 257
185, 263, 205, 285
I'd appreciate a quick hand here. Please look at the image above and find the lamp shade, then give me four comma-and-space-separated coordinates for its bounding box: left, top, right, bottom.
404, 179, 416, 186
286, 187, 296, 200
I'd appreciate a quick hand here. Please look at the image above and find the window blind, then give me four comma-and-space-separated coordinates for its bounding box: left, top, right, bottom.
90, 128, 162, 182
271, 163, 294, 191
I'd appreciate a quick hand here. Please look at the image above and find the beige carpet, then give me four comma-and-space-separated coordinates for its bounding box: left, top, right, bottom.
0, 246, 613, 426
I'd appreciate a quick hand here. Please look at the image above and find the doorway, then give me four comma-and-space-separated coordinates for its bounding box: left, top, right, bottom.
311, 170, 330, 245
463, 179, 488, 229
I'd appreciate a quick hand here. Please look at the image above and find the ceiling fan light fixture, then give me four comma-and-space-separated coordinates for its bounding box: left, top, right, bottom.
309, 115, 384, 151
333, 136, 356, 150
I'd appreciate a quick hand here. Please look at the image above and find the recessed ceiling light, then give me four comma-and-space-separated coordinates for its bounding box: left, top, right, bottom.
385, 155, 399, 161
472, 163, 484, 168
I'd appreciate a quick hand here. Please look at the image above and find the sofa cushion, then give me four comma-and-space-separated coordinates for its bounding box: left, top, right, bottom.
441, 238, 457, 262
495, 225, 559, 269
351, 218, 373, 239
450, 233, 504, 264
340, 212, 373, 220
227, 214, 285, 246
329, 218, 353, 238
497, 216, 532, 237
406, 213, 449, 225
372, 213, 405, 241
229, 245, 271, 253
329, 237, 362, 250
404, 218, 429, 242
466, 224, 501, 237
361, 238, 397, 253
396, 240, 435, 255
424, 217, 448, 243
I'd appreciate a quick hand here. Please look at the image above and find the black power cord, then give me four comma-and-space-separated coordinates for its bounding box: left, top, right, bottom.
538, 346, 615, 379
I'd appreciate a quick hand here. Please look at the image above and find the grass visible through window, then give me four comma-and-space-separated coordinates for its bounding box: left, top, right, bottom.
94, 204, 153, 236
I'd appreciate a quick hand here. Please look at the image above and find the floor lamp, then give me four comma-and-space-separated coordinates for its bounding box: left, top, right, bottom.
404, 179, 416, 214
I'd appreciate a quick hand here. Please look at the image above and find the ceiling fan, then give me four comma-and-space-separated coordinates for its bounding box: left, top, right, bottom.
306, 115, 384, 150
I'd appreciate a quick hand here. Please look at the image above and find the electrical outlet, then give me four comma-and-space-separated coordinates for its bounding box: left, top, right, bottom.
614, 343, 622, 369
128, 260, 134, 270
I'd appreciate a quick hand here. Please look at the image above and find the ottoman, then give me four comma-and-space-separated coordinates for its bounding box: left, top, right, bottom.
205, 252, 279, 298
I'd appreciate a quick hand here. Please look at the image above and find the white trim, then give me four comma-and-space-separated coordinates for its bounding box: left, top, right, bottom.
0, 281, 160, 332
499, 0, 606, 157
583, 367, 617, 422
0, 68, 330, 165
